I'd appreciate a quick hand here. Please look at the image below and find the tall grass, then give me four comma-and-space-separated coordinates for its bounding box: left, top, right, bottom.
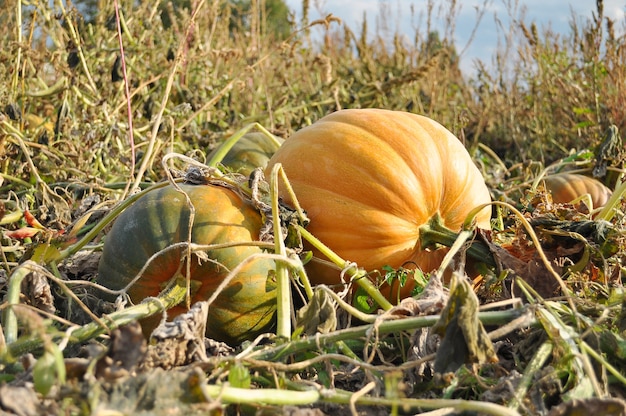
0, 0, 623, 190
469, 0, 625, 165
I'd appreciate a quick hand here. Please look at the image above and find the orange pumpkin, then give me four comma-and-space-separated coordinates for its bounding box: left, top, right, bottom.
265, 109, 492, 299
543, 173, 612, 209
97, 183, 277, 345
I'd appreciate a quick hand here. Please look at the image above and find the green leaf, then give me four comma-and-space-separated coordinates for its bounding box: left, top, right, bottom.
353, 285, 378, 314
228, 362, 251, 389
33, 346, 65, 396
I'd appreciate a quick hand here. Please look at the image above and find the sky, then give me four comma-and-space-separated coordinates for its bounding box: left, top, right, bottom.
284, 0, 626, 75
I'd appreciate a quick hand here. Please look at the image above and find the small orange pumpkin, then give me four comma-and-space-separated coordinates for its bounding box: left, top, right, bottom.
543, 173, 612, 209
265, 109, 492, 299
97, 183, 277, 345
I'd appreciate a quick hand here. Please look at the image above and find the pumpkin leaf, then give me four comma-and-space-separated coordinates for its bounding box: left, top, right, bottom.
30, 241, 62, 264
228, 362, 252, 389
33, 345, 66, 396
432, 277, 497, 374
353, 285, 379, 314
295, 287, 337, 336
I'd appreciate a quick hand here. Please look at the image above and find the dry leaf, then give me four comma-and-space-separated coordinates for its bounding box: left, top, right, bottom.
432, 277, 497, 374
548, 397, 626, 416
95, 321, 146, 380
296, 287, 337, 336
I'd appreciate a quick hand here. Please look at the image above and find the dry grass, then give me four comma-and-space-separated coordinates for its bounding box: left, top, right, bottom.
1, 0, 622, 186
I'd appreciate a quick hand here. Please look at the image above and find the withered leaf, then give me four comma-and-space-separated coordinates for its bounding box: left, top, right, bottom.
486, 239, 562, 299
295, 286, 337, 336
96, 321, 146, 380
142, 301, 223, 369
432, 277, 497, 374
22, 269, 56, 315
0, 384, 40, 416
548, 397, 626, 416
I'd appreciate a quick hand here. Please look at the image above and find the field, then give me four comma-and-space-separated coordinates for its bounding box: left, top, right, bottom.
0, 0, 625, 415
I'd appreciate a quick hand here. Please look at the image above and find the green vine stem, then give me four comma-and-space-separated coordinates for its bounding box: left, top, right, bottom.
597, 177, 626, 221
248, 308, 528, 362
2, 276, 188, 361
200, 370, 521, 415
507, 341, 552, 411
270, 164, 291, 339
201, 384, 320, 406
297, 226, 393, 311
2, 261, 33, 345
322, 388, 522, 416
580, 341, 626, 385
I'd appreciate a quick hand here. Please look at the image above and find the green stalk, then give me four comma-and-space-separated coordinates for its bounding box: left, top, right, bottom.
580, 341, 626, 385
200, 382, 520, 415
297, 225, 393, 311
324, 389, 522, 416
508, 341, 553, 411
0, 210, 24, 226
24, 76, 67, 97
206, 123, 256, 168
202, 384, 320, 405
248, 308, 528, 362
270, 164, 291, 339
2, 262, 33, 344
0, 171, 33, 189
596, 178, 626, 221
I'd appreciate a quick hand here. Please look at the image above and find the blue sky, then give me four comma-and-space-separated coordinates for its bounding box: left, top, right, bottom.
284, 0, 626, 74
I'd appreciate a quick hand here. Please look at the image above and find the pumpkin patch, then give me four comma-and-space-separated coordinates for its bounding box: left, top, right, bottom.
97, 183, 277, 345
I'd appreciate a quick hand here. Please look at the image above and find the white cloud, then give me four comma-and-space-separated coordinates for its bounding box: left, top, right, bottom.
604, 0, 626, 21
284, 0, 626, 74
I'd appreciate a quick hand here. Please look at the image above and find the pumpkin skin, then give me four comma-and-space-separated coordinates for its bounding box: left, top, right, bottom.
543, 173, 612, 209
265, 109, 492, 300
97, 183, 276, 345
211, 132, 284, 176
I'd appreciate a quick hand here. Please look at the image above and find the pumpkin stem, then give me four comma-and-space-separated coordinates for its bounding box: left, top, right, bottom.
418, 214, 496, 268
